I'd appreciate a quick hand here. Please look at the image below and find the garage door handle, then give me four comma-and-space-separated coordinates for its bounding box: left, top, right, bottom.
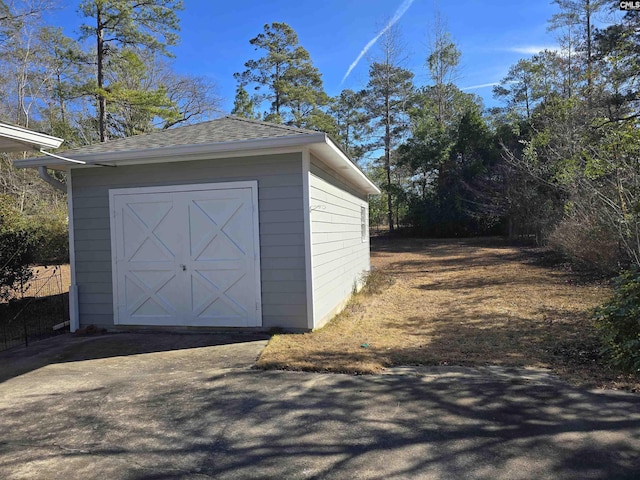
180, 264, 187, 271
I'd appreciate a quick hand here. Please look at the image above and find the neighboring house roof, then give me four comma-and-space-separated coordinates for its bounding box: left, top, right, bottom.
15, 116, 381, 195
0, 122, 64, 152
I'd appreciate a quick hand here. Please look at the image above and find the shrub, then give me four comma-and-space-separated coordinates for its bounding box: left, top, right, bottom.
594, 270, 640, 373
0, 229, 34, 302
360, 268, 394, 295
25, 215, 69, 264
0, 196, 35, 301
0, 194, 24, 231
549, 211, 621, 273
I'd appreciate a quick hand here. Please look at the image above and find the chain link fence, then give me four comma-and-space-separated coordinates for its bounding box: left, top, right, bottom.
1, 266, 69, 351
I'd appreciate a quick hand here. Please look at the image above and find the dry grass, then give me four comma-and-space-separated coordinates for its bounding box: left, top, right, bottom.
257, 237, 640, 391
27, 264, 71, 295
2, 264, 70, 302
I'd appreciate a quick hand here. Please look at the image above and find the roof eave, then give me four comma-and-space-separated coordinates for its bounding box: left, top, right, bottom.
15, 131, 381, 195
0, 123, 64, 151
14, 133, 328, 169
310, 138, 381, 195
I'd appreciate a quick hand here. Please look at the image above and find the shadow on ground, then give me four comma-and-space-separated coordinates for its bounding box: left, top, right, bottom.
1, 362, 639, 479
0, 332, 270, 383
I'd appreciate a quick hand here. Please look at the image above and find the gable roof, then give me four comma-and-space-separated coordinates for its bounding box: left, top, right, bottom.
14, 116, 380, 195
60, 116, 320, 156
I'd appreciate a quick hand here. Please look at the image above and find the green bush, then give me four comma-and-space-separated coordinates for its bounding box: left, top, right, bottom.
25, 215, 69, 264
0, 229, 34, 302
594, 270, 640, 373
0, 194, 23, 232
0, 196, 35, 301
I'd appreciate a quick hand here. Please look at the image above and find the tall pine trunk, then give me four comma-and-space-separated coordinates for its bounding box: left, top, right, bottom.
385, 94, 394, 232
96, 7, 107, 142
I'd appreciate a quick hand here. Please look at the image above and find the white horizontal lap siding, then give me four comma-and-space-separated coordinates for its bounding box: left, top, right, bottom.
309, 159, 370, 328
71, 153, 307, 330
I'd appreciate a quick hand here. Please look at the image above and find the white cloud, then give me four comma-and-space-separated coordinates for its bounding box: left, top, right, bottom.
461, 82, 500, 91
341, 0, 416, 84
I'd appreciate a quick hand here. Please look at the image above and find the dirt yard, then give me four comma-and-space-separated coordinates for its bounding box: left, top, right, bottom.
1, 265, 70, 302
27, 264, 71, 294
257, 237, 639, 391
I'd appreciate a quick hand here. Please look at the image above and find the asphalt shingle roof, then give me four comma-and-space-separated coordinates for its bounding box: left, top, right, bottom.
62, 116, 321, 156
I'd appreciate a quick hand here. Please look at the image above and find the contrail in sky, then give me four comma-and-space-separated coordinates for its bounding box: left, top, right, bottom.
341, 0, 416, 84
461, 82, 500, 91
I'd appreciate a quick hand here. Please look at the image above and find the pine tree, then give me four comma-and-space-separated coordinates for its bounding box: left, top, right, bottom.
548, 0, 608, 101
78, 0, 183, 141
104, 49, 180, 137
330, 89, 370, 163
362, 28, 414, 232
231, 85, 259, 119
235, 22, 329, 130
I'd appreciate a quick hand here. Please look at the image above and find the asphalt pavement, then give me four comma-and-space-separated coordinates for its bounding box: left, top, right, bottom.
0, 333, 639, 479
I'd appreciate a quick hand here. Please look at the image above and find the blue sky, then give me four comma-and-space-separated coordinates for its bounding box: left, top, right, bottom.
45, 0, 566, 113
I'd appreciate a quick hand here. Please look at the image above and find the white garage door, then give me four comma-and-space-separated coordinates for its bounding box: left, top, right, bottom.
109, 182, 261, 327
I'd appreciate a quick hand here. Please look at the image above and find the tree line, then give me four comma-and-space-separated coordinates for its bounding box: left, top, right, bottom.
1, 1, 639, 275
227, 3, 640, 373
0, 0, 221, 252
230, 3, 639, 276
1, 0, 639, 371
0, 0, 220, 145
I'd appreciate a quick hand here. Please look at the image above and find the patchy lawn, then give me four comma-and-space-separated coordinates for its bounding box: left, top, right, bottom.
257, 237, 639, 391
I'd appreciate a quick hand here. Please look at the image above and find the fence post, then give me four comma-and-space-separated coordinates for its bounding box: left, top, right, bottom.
55, 267, 65, 324
23, 305, 28, 347
20, 278, 28, 347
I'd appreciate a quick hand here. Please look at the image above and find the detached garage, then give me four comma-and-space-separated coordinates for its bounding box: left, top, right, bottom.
16, 116, 380, 332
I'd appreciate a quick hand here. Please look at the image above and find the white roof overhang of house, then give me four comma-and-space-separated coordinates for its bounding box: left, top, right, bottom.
0, 123, 64, 152
14, 132, 381, 195
307, 138, 381, 195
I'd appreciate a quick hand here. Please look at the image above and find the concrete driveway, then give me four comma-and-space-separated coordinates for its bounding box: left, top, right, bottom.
0, 333, 639, 480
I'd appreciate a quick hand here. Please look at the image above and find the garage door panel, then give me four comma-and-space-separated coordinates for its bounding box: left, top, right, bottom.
190, 272, 248, 321
191, 265, 249, 304
124, 270, 181, 319
189, 196, 242, 232
111, 183, 261, 327
188, 197, 249, 259
123, 200, 178, 261
131, 297, 174, 317
193, 234, 245, 262
194, 297, 246, 326
126, 236, 175, 263
221, 203, 253, 254
193, 260, 248, 279
127, 200, 173, 229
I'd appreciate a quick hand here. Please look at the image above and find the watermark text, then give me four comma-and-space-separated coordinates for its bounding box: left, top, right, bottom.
620, 1, 640, 10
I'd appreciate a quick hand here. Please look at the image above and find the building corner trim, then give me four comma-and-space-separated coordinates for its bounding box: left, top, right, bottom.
302, 150, 315, 330
66, 169, 79, 332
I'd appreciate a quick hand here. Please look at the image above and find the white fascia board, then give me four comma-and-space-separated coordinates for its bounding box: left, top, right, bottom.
0, 123, 64, 151
13, 130, 381, 195
311, 138, 382, 195
13, 133, 327, 169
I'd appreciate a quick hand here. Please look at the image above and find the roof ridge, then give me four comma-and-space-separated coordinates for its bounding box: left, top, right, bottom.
71, 116, 318, 149
51, 115, 327, 157
223, 115, 321, 136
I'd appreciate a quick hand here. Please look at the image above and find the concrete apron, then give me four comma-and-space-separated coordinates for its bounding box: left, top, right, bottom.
1, 333, 639, 480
